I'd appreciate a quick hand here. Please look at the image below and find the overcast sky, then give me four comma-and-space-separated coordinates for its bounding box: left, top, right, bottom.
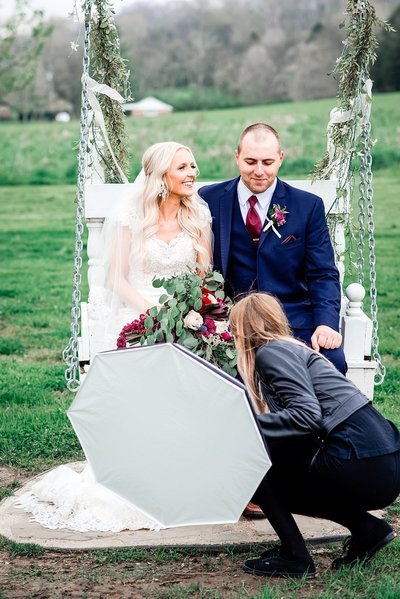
1, 0, 133, 18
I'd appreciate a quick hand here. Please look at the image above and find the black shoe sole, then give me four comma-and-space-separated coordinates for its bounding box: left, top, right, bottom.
332, 530, 397, 569
242, 564, 316, 579
242, 512, 267, 519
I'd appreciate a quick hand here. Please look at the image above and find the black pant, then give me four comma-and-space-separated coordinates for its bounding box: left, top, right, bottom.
253, 437, 400, 559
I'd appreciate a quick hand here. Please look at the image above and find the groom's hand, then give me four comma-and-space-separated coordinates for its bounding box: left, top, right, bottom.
311, 325, 342, 352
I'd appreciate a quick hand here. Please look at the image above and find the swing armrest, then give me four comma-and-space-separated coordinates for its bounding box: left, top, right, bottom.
79, 301, 90, 363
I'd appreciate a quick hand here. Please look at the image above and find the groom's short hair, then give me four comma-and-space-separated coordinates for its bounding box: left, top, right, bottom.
237, 123, 281, 153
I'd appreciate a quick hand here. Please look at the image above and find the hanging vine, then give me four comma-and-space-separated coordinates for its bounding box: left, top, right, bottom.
88, 0, 132, 182
313, 0, 394, 385
313, 0, 393, 203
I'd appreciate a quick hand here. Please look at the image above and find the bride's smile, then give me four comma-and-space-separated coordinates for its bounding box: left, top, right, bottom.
165, 148, 198, 202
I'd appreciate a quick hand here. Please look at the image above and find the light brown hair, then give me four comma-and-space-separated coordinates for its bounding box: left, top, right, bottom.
237, 123, 281, 153
230, 293, 292, 412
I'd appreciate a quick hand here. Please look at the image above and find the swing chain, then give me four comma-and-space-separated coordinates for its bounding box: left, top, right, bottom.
357, 175, 366, 287
359, 122, 386, 385
63, 1, 93, 392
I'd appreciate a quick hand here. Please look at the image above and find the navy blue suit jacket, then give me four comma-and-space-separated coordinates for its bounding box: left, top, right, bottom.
199, 177, 341, 332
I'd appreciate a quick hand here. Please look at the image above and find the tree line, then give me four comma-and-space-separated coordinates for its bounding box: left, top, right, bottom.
1, 0, 399, 118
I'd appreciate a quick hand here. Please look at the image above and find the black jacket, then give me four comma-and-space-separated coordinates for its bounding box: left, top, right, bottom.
255, 340, 369, 440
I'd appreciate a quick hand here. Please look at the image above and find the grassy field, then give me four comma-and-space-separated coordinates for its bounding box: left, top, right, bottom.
1, 92, 399, 185
0, 96, 400, 596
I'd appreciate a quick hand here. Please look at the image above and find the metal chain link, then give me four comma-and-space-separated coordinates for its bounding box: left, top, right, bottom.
63, 0, 93, 392
359, 123, 386, 385
357, 167, 366, 287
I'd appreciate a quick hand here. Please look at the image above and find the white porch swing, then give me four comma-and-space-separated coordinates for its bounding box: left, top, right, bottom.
63, 0, 386, 399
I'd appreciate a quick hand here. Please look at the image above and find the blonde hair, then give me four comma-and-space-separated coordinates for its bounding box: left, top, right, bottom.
140, 141, 209, 263
229, 293, 293, 413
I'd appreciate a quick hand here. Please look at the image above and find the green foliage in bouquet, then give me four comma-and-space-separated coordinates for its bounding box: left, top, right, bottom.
117, 269, 237, 377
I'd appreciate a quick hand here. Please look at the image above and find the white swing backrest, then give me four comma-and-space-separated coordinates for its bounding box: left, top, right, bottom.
81, 180, 376, 400
84, 178, 344, 298
84, 179, 340, 219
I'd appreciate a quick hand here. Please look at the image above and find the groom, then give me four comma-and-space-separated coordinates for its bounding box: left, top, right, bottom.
199, 124, 345, 516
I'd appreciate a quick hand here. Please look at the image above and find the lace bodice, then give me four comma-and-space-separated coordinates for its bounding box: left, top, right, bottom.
128, 232, 197, 291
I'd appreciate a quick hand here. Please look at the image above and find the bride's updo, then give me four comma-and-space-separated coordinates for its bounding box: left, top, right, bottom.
140, 141, 211, 267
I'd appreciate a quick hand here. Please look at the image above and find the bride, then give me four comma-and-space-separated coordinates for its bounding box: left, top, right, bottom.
17, 141, 213, 532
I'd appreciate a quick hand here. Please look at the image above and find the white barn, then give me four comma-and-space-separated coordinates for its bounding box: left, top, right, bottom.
123, 96, 173, 117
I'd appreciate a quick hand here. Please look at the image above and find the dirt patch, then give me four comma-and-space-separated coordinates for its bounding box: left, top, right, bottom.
1, 467, 399, 598
0, 546, 337, 598
0, 468, 27, 489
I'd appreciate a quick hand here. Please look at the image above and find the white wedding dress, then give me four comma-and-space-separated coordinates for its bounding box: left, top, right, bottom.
16, 231, 199, 532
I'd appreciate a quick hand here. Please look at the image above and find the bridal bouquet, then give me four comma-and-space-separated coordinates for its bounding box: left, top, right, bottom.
116, 269, 237, 376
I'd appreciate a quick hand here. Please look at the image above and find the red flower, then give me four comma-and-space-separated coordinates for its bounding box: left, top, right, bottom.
267, 203, 288, 227
204, 318, 216, 334
221, 331, 232, 341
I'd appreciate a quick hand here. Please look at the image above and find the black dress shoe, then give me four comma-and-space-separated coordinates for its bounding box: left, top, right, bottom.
332, 524, 397, 569
259, 545, 282, 559
243, 553, 316, 578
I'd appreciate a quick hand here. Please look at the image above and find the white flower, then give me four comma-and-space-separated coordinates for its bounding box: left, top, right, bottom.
204, 292, 218, 304
215, 320, 229, 334
70, 41, 79, 52
183, 310, 203, 330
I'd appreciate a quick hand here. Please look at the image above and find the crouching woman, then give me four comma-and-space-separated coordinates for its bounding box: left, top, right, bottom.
229, 292, 400, 578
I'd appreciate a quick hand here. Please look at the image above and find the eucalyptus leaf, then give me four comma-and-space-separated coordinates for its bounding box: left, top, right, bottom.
144, 316, 154, 329
191, 286, 202, 299
194, 298, 202, 311
211, 271, 224, 283
146, 334, 155, 345
169, 306, 179, 319
182, 335, 198, 350
205, 282, 218, 291
149, 306, 158, 318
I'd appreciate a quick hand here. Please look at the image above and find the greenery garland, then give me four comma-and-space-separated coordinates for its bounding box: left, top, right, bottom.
88, 0, 132, 182
313, 0, 393, 195
313, 0, 393, 385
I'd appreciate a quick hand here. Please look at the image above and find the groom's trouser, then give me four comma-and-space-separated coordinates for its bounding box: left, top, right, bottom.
293, 328, 347, 375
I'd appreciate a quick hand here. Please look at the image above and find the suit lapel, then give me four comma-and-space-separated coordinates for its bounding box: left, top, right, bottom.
259, 178, 288, 250
218, 178, 239, 276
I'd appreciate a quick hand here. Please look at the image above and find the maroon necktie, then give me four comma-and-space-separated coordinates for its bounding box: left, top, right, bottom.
245, 195, 262, 242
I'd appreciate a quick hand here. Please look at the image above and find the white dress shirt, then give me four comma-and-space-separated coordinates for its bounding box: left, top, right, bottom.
237, 178, 278, 225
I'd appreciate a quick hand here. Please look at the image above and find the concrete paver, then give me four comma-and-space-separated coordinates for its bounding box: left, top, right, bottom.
0, 462, 352, 550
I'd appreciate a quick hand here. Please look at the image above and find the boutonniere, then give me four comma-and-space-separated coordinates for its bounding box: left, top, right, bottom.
263, 204, 289, 238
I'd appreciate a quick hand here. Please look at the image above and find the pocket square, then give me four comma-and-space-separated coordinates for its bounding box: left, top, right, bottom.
282, 234, 298, 245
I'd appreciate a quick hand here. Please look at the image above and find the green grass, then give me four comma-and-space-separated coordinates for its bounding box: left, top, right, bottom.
0, 98, 399, 596
0, 169, 399, 467
1, 92, 399, 185
0, 185, 84, 469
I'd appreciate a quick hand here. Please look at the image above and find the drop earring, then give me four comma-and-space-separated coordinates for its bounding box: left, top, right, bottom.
159, 182, 168, 202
